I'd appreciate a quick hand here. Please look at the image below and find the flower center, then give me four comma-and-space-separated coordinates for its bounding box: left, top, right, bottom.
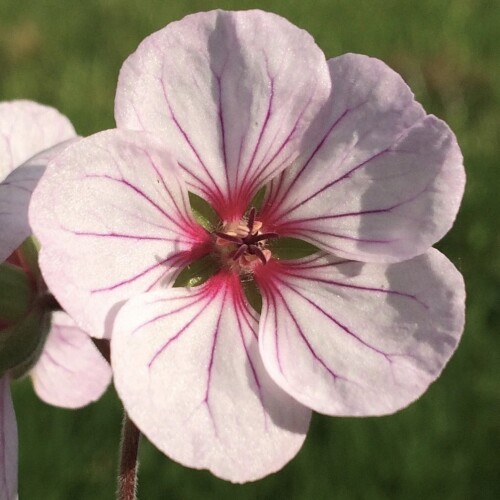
214, 207, 278, 271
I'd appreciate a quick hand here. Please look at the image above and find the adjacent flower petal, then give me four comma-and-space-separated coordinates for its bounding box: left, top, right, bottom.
112, 272, 310, 482
260, 54, 465, 262
0, 139, 78, 263
0, 376, 17, 500
254, 249, 465, 416
31, 311, 112, 408
115, 10, 331, 220
0, 100, 75, 181
30, 129, 209, 338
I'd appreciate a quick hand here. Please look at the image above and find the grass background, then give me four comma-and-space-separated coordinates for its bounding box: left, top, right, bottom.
1, 0, 499, 498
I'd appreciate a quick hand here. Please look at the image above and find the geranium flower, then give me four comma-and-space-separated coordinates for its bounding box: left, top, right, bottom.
0, 100, 75, 263
30, 11, 465, 483
0, 101, 112, 499
0, 99, 111, 405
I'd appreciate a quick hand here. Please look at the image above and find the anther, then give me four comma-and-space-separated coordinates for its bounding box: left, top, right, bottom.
232, 244, 248, 261
214, 207, 279, 267
247, 245, 268, 265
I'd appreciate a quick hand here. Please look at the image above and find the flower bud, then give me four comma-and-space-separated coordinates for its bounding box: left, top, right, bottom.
0, 237, 49, 378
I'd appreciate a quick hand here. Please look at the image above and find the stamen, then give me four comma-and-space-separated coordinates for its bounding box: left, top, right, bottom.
249, 232, 279, 244
214, 231, 243, 244
214, 207, 278, 269
247, 207, 256, 232
233, 244, 248, 261
247, 245, 268, 265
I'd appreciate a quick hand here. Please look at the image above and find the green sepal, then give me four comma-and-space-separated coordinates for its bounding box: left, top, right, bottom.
188, 192, 219, 231
173, 254, 218, 288
243, 279, 262, 314
249, 186, 266, 211
270, 237, 320, 260
0, 302, 51, 379
18, 236, 41, 278
0, 262, 34, 324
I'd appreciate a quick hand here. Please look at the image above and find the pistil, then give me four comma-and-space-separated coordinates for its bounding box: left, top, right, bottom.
214, 208, 279, 268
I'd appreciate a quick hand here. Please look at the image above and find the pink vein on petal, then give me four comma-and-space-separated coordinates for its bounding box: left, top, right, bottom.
90, 252, 188, 294
263, 106, 355, 213
236, 67, 275, 199
146, 285, 217, 369
260, 277, 345, 383
264, 108, 425, 224
215, 74, 230, 202
85, 173, 199, 238
246, 90, 315, 198
296, 276, 427, 309
231, 286, 270, 429
276, 178, 435, 236
135, 145, 198, 231
203, 284, 227, 408
260, 257, 428, 366
132, 290, 207, 337
65, 230, 190, 244
160, 78, 224, 206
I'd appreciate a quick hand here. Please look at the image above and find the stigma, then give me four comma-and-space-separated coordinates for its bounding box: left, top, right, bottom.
214, 208, 278, 271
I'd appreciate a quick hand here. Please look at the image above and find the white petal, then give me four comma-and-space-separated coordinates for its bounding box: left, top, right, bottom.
30, 129, 209, 338
260, 54, 465, 262
112, 273, 310, 482
255, 249, 465, 415
31, 311, 111, 408
0, 139, 78, 263
0, 100, 75, 181
115, 10, 331, 220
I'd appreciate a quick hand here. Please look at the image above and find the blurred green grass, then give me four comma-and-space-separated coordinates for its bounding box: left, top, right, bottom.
1, 0, 499, 498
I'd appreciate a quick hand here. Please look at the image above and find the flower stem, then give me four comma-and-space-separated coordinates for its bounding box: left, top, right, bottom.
117, 412, 141, 500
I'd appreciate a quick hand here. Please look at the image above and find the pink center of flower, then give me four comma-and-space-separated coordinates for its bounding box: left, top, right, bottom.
213, 207, 278, 272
